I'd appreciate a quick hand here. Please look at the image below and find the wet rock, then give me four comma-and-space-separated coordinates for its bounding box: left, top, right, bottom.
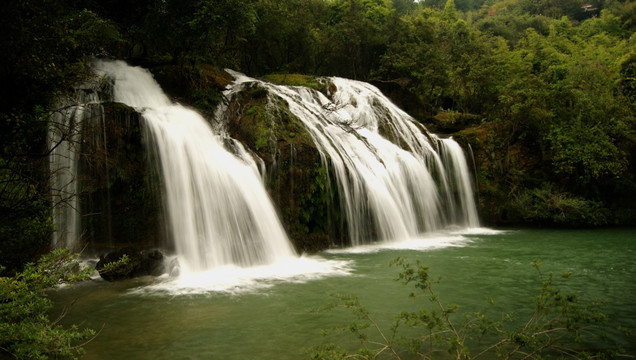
96, 247, 166, 281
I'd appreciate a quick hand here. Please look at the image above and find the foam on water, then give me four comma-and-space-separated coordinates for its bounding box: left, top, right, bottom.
325, 227, 504, 254
129, 256, 353, 295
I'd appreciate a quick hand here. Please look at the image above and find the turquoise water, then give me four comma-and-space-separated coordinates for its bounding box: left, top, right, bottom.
52, 229, 636, 359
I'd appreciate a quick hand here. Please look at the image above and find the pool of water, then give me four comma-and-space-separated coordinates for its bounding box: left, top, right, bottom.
51, 228, 636, 359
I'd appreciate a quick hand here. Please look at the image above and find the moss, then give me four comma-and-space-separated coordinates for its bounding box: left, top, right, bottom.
191, 89, 223, 118
261, 73, 331, 95
248, 86, 268, 99
197, 64, 233, 89
430, 110, 481, 133
79, 103, 163, 250
222, 82, 348, 252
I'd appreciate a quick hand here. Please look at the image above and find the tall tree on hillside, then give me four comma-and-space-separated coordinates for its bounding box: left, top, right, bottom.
442, 0, 457, 20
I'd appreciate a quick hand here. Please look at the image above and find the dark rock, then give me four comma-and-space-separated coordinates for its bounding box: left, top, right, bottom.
96, 247, 166, 281
79, 102, 164, 251
220, 84, 348, 252
138, 249, 166, 277
371, 78, 428, 120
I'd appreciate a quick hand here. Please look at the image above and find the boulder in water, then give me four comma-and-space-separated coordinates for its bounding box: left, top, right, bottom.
96, 247, 166, 281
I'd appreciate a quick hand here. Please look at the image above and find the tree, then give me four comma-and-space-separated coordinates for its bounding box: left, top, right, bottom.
320, 0, 393, 79
240, 0, 329, 75
392, 0, 417, 14
137, 0, 257, 69
442, 0, 457, 21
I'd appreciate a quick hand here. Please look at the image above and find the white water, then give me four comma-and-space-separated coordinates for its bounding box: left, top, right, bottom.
439, 138, 480, 227
49, 90, 104, 250
93, 60, 298, 273
223, 72, 480, 246
132, 255, 353, 295
50, 60, 480, 291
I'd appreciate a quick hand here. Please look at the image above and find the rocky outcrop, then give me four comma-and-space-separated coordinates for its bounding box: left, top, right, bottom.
219, 82, 343, 252
79, 102, 164, 252
371, 78, 428, 120
95, 247, 166, 281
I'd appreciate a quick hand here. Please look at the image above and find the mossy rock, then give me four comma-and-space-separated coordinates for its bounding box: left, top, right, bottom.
222, 83, 345, 252
198, 64, 234, 89
430, 111, 481, 133
150, 64, 229, 118
79, 103, 163, 250
96, 247, 166, 281
260, 73, 330, 96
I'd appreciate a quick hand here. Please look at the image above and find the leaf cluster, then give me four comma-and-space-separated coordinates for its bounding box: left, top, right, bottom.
0, 249, 95, 359
96, 254, 132, 278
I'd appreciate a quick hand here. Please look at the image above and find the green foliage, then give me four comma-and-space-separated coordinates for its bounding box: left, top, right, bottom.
261, 74, 326, 93
511, 185, 611, 227
96, 254, 132, 278
139, 0, 258, 69
0, 249, 95, 359
309, 257, 622, 359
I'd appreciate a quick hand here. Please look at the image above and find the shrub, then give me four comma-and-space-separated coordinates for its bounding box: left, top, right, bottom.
512, 185, 611, 227
0, 249, 95, 359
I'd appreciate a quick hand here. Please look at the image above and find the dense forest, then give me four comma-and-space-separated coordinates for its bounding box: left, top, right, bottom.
1, 0, 635, 272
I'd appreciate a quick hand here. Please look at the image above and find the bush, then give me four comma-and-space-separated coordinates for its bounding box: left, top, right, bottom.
512, 185, 611, 227
0, 249, 95, 359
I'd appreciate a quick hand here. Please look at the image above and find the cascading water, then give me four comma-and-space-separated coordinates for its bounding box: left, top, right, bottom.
222, 72, 480, 245
438, 138, 480, 228
93, 60, 297, 273
49, 58, 478, 288
49, 89, 104, 250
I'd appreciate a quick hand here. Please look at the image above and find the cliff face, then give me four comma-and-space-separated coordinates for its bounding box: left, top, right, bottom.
75, 70, 342, 254
217, 82, 342, 252
78, 103, 164, 254
77, 67, 484, 255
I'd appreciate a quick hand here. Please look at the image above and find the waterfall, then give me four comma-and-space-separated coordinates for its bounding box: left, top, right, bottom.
223, 72, 480, 245
438, 138, 480, 228
93, 60, 296, 273
49, 89, 104, 250
50, 58, 479, 278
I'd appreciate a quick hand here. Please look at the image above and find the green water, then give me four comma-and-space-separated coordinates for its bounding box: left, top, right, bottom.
52, 229, 636, 359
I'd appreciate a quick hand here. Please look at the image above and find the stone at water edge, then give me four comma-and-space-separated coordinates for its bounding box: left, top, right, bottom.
96, 247, 166, 281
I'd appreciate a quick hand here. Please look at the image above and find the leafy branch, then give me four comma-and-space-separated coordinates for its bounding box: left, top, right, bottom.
1, 249, 96, 359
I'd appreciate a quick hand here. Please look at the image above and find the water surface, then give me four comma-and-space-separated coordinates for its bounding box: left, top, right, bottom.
52, 228, 636, 359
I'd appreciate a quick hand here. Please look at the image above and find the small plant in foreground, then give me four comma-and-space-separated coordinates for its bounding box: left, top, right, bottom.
309, 257, 629, 360
0, 249, 96, 359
